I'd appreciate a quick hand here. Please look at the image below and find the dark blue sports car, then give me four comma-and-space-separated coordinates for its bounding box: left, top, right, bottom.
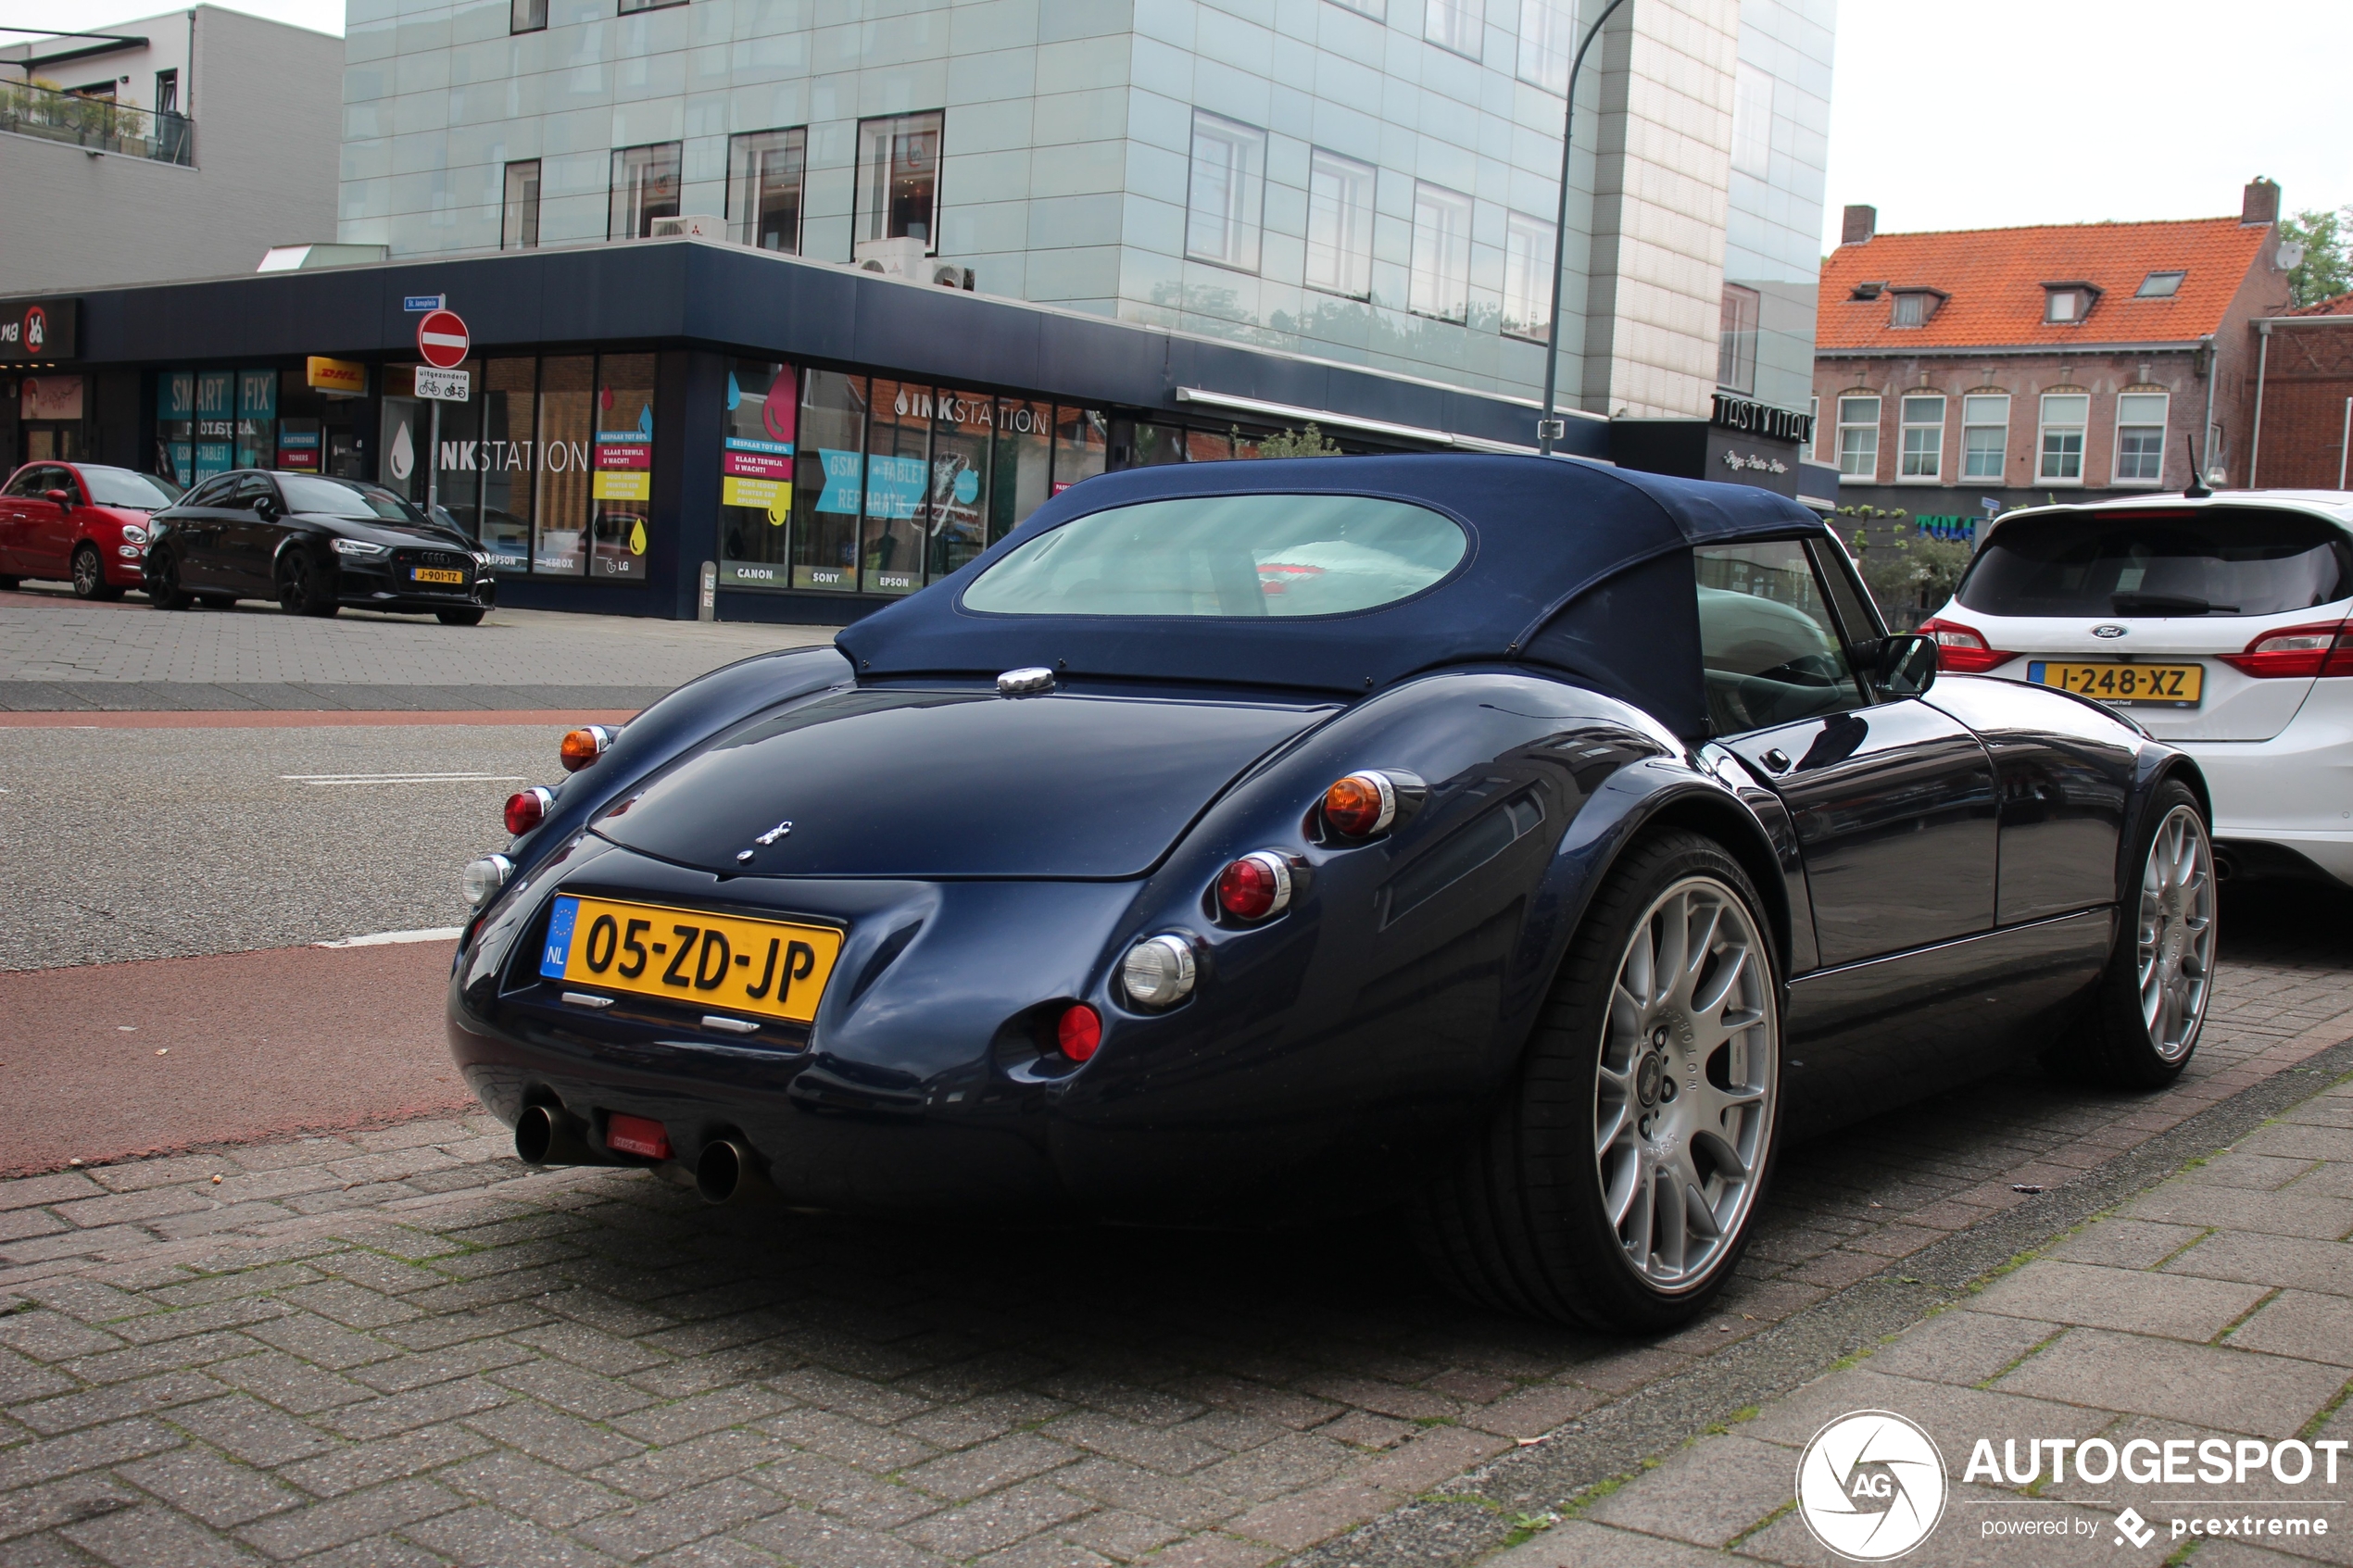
448, 454, 2216, 1331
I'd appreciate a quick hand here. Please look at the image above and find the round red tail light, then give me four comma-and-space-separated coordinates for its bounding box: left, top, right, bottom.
1323, 771, 1397, 837
560, 725, 613, 772
1216, 851, 1293, 922
1057, 1004, 1101, 1061
504, 786, 553, 836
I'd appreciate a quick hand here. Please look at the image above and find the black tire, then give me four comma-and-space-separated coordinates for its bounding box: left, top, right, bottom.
145, 550, 192, 609
69, 544, 123, 600
436, 608, 485, 626
1412, 830, 1783, 1331
275, 552, 341, 618
0, 574, 18, 591
2042, 779, 2216, 1089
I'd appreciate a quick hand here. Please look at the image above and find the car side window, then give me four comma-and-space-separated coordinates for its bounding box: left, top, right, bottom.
182, 476, 233, 508
1695, 540, 1869, 736
231, 475, 271, 510
0, 470, 39, 498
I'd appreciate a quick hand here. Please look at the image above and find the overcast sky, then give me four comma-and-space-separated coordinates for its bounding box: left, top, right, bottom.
10, 0, 2349, 251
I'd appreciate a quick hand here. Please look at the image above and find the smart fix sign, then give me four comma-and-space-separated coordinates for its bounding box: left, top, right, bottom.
0, 297, 79, 361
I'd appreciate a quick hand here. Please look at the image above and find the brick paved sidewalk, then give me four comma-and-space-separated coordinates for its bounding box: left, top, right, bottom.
0, 902, 2346, 1568
1500, 1066, 2353, 1568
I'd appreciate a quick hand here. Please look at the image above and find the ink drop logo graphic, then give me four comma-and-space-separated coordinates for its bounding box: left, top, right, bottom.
1796, 1411, 1946, 1562
387, 419, 414, 482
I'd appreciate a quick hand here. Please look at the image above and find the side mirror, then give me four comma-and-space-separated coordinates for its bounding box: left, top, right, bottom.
1874, 633, 1938, 698
44, 487, 72, 509
256, 495, 283, 521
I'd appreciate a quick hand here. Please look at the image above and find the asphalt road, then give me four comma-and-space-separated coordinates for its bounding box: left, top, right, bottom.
1, 721, 558, 970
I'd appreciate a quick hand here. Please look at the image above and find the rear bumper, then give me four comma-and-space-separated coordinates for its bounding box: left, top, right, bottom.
2181, 679, 2353, 885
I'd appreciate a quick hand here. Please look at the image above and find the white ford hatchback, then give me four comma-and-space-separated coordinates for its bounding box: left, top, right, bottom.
1920, 491, 2353, 887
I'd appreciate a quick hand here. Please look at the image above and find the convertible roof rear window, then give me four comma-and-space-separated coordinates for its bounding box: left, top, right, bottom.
1958, 506, 2353, 619
960, 493, 1466, 618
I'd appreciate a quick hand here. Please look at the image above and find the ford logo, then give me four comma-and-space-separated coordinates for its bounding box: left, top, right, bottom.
2091, 624, 2128, 638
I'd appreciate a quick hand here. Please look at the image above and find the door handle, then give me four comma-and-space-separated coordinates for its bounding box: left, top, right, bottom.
1762, 748, 1793, 773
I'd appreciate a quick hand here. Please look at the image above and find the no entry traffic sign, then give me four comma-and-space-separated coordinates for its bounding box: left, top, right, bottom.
416, 308, 470, 369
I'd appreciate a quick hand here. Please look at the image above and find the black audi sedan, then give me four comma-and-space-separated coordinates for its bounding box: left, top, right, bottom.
143, 470, 496, 623
449, 454, 2215, 1332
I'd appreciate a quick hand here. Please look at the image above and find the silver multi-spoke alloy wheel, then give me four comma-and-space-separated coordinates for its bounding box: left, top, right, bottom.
1596, 875, 1777, 1292
2137, 803, 2215, 1060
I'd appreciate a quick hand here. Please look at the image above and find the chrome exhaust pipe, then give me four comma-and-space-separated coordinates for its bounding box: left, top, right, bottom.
514, 1104, 599, 1166
695, 1138, 775, 1205
2212, 847, 2236, 883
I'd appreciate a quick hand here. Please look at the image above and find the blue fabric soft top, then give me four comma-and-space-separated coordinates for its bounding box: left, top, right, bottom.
836, 453, 1830, 735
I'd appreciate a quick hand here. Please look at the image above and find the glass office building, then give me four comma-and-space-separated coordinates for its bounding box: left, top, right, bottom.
340, 0, 1834, 427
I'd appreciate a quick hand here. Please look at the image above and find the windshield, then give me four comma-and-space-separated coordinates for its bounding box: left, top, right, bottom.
962, 494, 1467, 618
1958, 507, 2353, 618
80, 467, 182, 508
277, 475, 429, 525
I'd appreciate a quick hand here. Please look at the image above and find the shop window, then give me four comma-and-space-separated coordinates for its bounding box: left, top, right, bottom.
728, 129, 805, 254
2037, 392, 2088, 482
991, 399, 1052, 544
720, 360, 797, 589
503, 161, 542, 251
194, 370, 234, 482
1185, 111, 1265, 273
2114, 391, 2169, 483
1424, 0, 1481, 59
534, 357, 595, 574
1186, 429, 1232, 462
791, 370, 867, 592
1127, 422, 1187, 467
233, 370, 276, 471
856, 111, 943, 252
510, 0, 546, 30
590, 354, 656, 581
1409, 182, 1472, 323
1836, 395, 1880, 480
1303, 148, 1374, 300
1516, 0, 1571, 94
1053, 407, 1107, 495
862, 379, 929, 596
476, 358, 536, 571
1961, 394, 2008, 480
157, 370, 194, 484
928, 389, 994, 583
1898, 395, 1944, 480
1718, 284, 1759, 395
1502, 211, 1554, 343
378, 369, 424, 505
609, 142, 681, 241
429, 391, 481, 527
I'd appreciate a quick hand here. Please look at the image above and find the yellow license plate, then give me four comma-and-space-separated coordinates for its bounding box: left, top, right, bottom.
411, 567, 465, 584
536, 896, 843, 1024
2030, 660, 2204, 706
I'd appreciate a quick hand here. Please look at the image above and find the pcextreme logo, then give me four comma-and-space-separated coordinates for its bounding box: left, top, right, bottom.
1798, 1411, 1947, 1561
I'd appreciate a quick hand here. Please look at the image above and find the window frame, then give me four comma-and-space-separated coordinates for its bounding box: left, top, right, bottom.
2112, 390, 2170, 486
2135, 270, 2184, 299
1718, 283, 1760, 395
1302, 146, 1376, 300
1516, 0, 1572, 94
727, 126, 808, 255
1408, 180, 1474, 324
1960, 393, 2009, 481
1730, 62, 1771, 179
607, 141, 683, 241
855, 110, 946, 255
1897, 393, 1944, 483
501, 159, 541, 251
616, 0, 686, 16
2037, 392, 2089, 483
1183, 109, 1268, 274
1835, 395, 1881, 481
1500, 210, 1554, 342
1423, 0, 1484, 60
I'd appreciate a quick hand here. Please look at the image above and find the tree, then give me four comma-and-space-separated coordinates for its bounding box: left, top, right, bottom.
1246, 422, 1343, 458
2280, 207, 2353, 308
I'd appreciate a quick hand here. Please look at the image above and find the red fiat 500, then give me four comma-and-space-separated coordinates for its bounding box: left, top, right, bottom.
0, 461, 185, 599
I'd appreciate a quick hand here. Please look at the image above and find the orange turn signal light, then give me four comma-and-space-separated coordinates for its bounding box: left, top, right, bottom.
1322, 771, 1397, 837
560, 725, 613, 772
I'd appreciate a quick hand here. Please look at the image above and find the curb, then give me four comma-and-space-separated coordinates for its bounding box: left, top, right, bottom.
1290, 1030, 2353, 1568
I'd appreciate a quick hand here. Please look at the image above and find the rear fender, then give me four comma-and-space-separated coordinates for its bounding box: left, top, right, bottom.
2120, 744, 2211, 893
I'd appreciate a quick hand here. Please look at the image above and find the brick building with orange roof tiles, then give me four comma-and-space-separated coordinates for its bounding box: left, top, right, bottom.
1807, 179, 2293, 533
2251, 290, 2353, 489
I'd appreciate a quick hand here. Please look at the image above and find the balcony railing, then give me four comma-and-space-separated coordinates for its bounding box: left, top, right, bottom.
0, 80, 192, 164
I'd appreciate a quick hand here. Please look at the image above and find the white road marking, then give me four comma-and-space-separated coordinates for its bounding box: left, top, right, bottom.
314, 927, 464, 948
281, 772, 522, 784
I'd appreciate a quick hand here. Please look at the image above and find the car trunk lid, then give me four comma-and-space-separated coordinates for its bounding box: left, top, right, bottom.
593, 686, 1339, 878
